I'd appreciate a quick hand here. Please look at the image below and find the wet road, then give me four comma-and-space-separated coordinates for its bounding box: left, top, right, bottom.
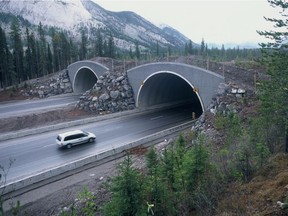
0, 105, 193, 183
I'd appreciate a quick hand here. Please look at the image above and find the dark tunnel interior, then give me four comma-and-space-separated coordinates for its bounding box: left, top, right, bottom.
137, 72, 203, 117
74, 68, 98, 93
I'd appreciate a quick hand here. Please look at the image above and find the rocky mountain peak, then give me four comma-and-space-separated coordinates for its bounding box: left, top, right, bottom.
0, 0, 191, 50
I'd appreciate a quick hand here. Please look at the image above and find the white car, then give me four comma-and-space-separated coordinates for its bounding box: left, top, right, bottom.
56, 130, 96, 149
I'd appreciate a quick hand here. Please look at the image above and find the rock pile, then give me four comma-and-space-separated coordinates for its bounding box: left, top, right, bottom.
197, 81, 254, 145
209, 82, 248, 116
76, 70, 135, 114
21, 70, 73, 98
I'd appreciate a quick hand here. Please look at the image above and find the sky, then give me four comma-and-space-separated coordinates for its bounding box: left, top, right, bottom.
92, 0, 282, 48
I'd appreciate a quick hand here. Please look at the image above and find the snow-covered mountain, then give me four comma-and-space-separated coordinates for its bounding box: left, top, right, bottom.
0, 0, 191, 50
0, 0, 94, 28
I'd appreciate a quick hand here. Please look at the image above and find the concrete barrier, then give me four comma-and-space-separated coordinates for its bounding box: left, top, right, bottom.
0, 103, 185, 142
0, 106, 164, 142
1, 119, 193, 197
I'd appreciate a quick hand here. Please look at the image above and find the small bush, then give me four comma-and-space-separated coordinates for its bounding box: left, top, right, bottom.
214, 113, 226, 130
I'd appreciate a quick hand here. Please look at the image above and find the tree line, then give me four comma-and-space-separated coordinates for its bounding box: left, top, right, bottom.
103, 134, 218, 216
0, 19, 118, 89
0, 17, 182, 89
184, 38, 261, 61
0, 16, 263, 89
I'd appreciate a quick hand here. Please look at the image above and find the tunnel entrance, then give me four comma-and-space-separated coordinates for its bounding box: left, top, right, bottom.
137, 72, 203, 117
73, 67, 98, 93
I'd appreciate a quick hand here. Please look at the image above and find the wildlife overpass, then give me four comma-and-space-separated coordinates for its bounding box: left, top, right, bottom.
67, 60, 224, 116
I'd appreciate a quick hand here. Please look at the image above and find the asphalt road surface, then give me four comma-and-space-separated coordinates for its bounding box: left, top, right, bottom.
0, 105, 193, 183
0, 94, 79, 118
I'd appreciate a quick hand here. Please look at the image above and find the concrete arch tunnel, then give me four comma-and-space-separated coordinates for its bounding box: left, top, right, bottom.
67, 60, 109, 94
127, 62, 224, 116
67, 60, 224, 117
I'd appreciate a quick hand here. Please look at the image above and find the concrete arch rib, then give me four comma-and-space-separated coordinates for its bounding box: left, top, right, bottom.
67, 60, 109, 94
127, 62, 224, 111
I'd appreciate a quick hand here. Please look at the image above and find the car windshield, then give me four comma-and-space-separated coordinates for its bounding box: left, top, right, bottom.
82, 131, 89, 136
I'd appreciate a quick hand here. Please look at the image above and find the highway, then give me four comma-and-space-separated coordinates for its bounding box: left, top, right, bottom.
0, 94, 79, 118
0, 105, 193, 183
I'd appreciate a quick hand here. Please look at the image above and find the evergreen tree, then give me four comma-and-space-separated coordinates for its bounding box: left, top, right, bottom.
60, 32, 70, 68
103, 40, 108, 57
129, 46, 133, 59
182, 134, 216, 213
167, 46, 171, 57
103, 154, 145, 216
47, 43, 53, 74
146, 146, 159, 176
187, 40, 193, 55
146, 146, 175, 216
69, 38, 78, 62
184, 43, 188, 56
237, 130, 257, 182
161, 147, 176, 191
258, 0, 288, 153
80, 30, 87, 60
221, 44, 225, 60
156, 41, 160, 57
30, 32, 39, 78
135, 41, 140, 60
201, 38, 205, 56
108, 33, 115, 58
51, 29, 61, 71
173, 134, 186, 191
10, 18, 24, 84
184, 135, 210, 191
24, 27, 33, 80
0, 25, 10, 88
96, 29, 103, 57
38, 22, 47, 76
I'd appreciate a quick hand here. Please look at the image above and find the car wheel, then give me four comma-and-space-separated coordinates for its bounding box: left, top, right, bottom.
66, 144, 72, 149
88, 138, 94, 143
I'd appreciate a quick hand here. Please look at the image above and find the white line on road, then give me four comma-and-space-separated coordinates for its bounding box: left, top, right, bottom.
150, 116, 163, 121
43, 144, 55, 148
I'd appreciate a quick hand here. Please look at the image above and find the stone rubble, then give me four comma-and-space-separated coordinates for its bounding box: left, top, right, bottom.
18, 62, 136, 115
76, 70, 135, 114
197, 80, 254, 147
20, 70, 73, 98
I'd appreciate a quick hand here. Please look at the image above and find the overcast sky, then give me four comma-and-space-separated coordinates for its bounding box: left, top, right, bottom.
93, 0, 281, 48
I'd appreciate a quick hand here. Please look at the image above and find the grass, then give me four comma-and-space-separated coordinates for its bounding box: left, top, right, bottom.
216, 153, 288, 215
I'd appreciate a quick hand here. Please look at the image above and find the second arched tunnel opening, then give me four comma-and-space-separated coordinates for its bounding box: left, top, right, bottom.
74, 67, 98, 94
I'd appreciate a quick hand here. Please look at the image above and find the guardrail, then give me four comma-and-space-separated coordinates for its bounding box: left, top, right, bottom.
0, 103, 178, 142
1, 120, 193, 198
0, 109, 136, 142
0, 101, 190, 142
